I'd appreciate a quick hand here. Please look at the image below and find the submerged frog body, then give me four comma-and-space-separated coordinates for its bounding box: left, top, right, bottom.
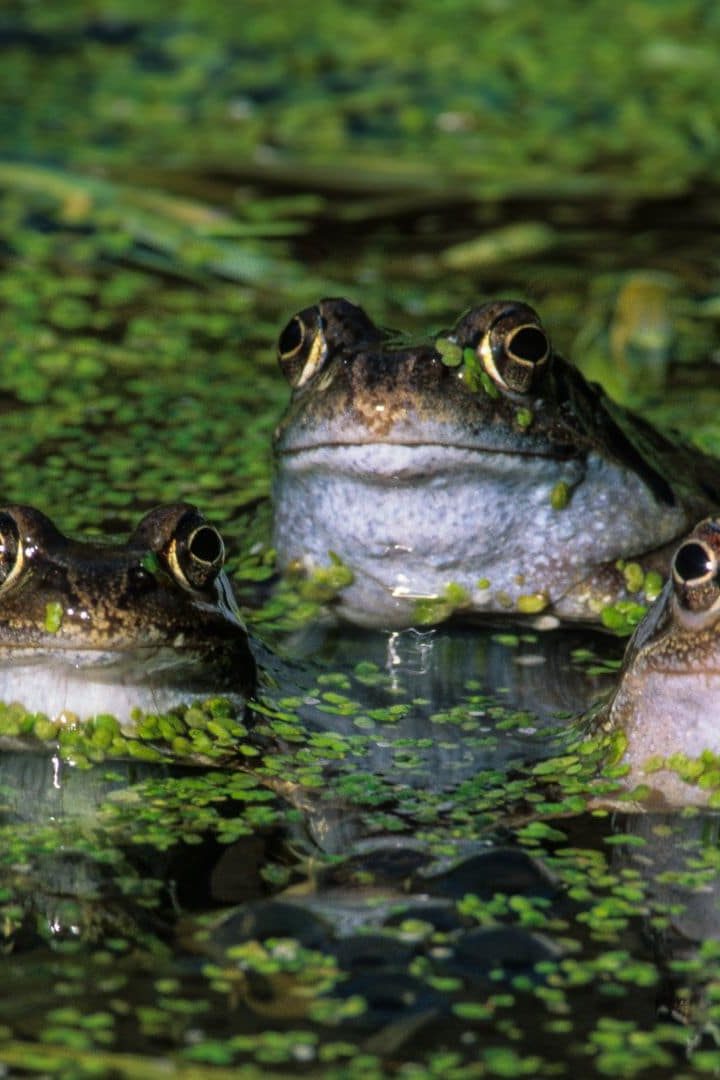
0, 504, 255, 725
598, 519, 720, 806
273, 298, 720, 628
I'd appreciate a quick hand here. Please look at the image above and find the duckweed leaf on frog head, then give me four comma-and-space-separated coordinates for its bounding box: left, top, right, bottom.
43, 601, 64, 634
435, 337, 463, 367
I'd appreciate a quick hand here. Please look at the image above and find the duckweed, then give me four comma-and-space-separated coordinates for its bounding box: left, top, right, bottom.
600, 601, 648, 635
515, 407, 534, 430
621, 562, 645, 594
550, 481, 571, 511
456, 348, 483, 393
516, 592, 549, 615
413, 583, 471, 625
43, 601, 64, 634
435, 338, 463, 367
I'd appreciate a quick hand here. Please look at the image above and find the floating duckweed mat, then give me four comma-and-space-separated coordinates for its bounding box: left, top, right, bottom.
0, 694, 716, 1079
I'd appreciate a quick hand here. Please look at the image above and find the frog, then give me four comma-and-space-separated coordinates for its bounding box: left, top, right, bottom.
595, 518, 720, 807
273, 297, 720, 629
0, 503, 256, 725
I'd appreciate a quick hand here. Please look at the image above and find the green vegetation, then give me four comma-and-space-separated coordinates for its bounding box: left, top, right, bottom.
2, 0, 720, 1075
4, 0, 720, 199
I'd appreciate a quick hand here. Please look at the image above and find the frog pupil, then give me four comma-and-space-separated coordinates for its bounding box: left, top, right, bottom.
278, 316, 304, 357
674, 540, 714, 583
509, 326, 548, 364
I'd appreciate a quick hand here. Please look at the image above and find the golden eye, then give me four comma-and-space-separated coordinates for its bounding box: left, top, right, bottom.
277, 307, 328, 388
166, 517, 226, 591
0, 511, 24, 593
278, 314, 304, 361
479, 316, 551, 394
673, 539, 716, 586
451, 301, 551, 395
672, 537, 720, 613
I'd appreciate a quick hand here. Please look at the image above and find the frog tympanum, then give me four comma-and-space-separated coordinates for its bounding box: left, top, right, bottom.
273, 297, 720, 629
0, 503, 256, 724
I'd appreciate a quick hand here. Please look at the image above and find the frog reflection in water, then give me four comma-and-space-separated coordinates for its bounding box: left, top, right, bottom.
273, 298, 720, 629
0, 504, 256, 725
598, 519, 720, 807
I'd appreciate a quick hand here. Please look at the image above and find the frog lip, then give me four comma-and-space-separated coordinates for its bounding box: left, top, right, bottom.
276, 441, 567, 476
279, 439, 561, 454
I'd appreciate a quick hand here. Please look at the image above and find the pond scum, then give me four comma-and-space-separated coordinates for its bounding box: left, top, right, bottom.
4, 1, 720, 1076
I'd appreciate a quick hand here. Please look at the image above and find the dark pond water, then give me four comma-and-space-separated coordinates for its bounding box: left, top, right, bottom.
0, 610, 719, 1079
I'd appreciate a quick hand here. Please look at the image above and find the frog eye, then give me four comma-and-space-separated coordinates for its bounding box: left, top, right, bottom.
166, 517, 226, 591
278, 307, 328, 388
673, 540, 715, 585
0, 512, 23, 593
671, 538, 720, 613
479, 316, 551, 394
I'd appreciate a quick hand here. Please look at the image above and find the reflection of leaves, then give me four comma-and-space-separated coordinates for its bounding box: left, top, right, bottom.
102, 771, 281, 849
0, 162, 325, 289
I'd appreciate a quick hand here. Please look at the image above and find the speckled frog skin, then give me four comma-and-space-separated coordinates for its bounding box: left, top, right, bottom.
598, 519, 720, 807
0, 503, 256, 724
273, 297, 720, 628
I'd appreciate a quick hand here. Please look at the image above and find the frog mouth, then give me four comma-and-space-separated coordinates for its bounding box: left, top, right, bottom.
281, 440, 561, 453
277, 442, 569, 480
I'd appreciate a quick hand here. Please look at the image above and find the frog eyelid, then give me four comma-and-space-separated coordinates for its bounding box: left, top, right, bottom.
294, 332, 328, 388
